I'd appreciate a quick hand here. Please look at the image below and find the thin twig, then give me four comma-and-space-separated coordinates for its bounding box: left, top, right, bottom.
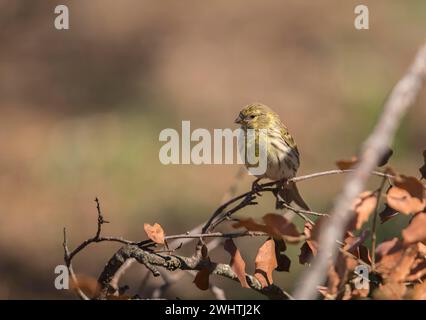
63, 228, 90, 300
201, 169, 397, 236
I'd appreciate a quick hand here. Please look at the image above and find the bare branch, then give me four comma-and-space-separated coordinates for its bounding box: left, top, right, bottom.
96, 244, 292, 300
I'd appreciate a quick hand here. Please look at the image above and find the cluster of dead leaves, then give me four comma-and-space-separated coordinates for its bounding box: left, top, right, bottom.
221, 237, 292, 290
194, 213, 299, 291
374, 239, 426, 299
319, 150, 426, 299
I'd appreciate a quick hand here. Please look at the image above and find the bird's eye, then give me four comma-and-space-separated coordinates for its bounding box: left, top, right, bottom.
250, 115, 256, 119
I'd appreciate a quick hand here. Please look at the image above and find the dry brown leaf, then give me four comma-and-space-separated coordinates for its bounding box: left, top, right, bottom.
336, 156, 358, 170
387, 175, 425, 215
193, 267, 211, 291
342, 233, 372, 265
402, 212, 426, 245
406, 258, 426, 282
310, 217, 329, 242
224, 239, 249, 288
375, 238, 403, 260
387, 187, 425, 215
303, 222, 314, 239
393, 175, 425, 199
71, 274, 101, 299
374, 281, 406, 300
348, 191, 377, 230
232, 218, 270, 234
233, 214, 300, 241
388, 245, 418, 282
299, 242, 315, 265
143, 223, 165, 244
411, 281, 426, 300
274, 239, 291, 272
351, 287, 369, 299
201, 244, 209, 259
299, 222, 318, 265
254, 239, 277, 288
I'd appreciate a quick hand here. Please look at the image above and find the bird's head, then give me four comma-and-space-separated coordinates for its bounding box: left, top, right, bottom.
234, 103, 277, 129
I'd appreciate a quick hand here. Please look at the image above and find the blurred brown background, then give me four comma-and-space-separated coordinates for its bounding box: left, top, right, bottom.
0, 0, 425, 299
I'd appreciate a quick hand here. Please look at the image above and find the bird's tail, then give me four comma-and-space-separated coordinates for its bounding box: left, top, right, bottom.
279, 181, 310, 211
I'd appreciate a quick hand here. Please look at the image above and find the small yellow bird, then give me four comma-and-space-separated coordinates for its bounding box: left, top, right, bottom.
235, 102, 310, 210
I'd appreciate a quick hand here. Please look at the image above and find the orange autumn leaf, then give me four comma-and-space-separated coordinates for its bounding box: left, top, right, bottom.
387, 175, 425, 215
387, 187, 425, 215
262, 213, 300, 239
374, 281, 406, 300
378, 147, 394, 167
417, 242, 426, 255
387, 245, 418, 283
233, 213, 300, 242
374, 238, 419, 283
143, 223, 165, 244
393, 175, 425, 199
254, 239, 278, 288
224, 239, 249, 288
336, 156, 358, 170
375, 238, 404, 275
402, 212, 426, 245
406, 257, 426, 282
349, 191, 377, 230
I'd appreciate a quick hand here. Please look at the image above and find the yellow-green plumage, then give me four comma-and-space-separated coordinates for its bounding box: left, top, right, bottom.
235, 102, 309, 210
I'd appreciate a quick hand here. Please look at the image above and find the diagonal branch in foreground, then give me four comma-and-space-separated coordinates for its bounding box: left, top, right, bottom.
293, 40, 426, 300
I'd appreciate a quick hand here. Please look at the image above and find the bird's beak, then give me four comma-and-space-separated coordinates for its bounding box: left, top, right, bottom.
234, 113, 243, 124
